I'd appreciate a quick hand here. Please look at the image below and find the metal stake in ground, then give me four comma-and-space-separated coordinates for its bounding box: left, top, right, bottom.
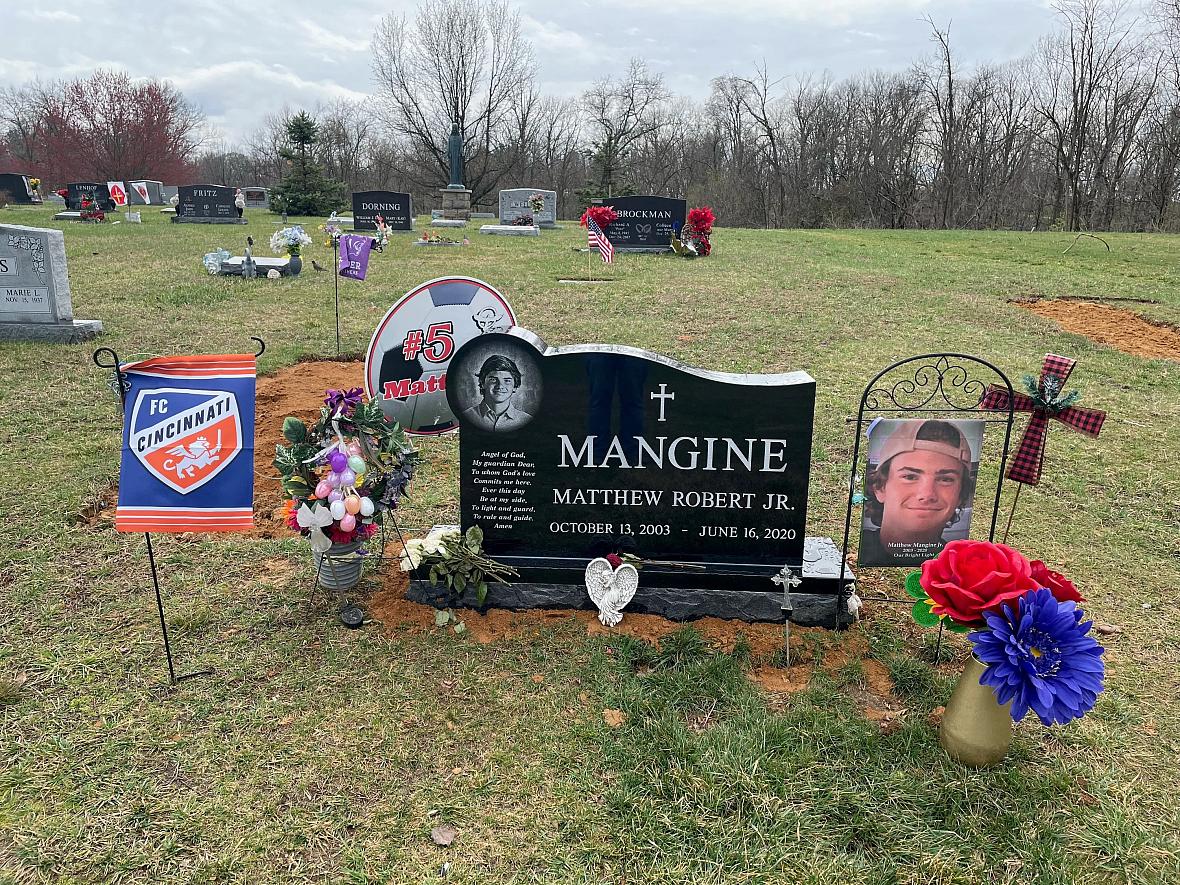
773, 566, 803, 667
333, 237, 341, 357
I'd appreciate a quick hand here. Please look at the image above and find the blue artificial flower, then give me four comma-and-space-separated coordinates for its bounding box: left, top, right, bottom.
969, 587, 1105, 726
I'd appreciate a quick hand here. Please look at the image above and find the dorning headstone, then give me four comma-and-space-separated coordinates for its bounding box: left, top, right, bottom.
597, 195, 687, 251
410, 327, 850, 624
242, 186, 269, 209
127, 180, 163, 205
171, 184, 246, 224
0, 173, 40, 204
352, 191, 412, 231
66, 182, 112, 211
498, 189, 557, 228
0, 223, 102, 342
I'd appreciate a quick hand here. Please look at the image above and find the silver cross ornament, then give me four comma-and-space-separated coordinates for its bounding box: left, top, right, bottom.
772, 566, 803, 666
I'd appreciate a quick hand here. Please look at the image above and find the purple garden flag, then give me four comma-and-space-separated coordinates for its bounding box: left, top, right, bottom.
339, 234, 373, 281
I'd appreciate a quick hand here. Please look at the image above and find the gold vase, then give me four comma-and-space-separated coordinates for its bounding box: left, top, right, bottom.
940, 656, 1013, 767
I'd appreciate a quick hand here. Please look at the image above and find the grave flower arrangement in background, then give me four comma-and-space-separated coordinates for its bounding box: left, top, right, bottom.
579, 204, 618, 231
673, 205, 715, 258
28, 177, 40, 194
528, 192, 545, 214
372, 215, 390, 252
270, 225, 313, 257
320, 219, 342, 248
400, 525, 518, 606
79, 197, 105, 222
274, 387, 418, 553
418, 232, 463, 245
511, 213, 535, 226
55, 188, 68, 201
907, 539, 1104, 725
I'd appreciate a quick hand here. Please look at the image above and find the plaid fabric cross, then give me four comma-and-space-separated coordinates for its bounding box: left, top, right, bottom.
980, 354, 1106, 485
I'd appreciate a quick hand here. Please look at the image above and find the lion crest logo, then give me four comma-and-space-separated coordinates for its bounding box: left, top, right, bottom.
130, 388, 242, 494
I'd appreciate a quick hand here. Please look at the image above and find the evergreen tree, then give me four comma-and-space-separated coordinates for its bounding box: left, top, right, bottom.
270, 111, 346, 216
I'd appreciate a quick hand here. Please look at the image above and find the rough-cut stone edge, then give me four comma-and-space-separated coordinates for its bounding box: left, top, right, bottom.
430, 219, 467, 228
478, 225, 540, 236
170, 217, 249, 224
0, 319, 102, 342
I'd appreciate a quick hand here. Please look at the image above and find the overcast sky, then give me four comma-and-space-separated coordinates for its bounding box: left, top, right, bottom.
2, 0, 1061, 147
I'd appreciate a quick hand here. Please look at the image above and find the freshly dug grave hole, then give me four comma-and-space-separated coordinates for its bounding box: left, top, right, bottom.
1018, 300, 1180, 362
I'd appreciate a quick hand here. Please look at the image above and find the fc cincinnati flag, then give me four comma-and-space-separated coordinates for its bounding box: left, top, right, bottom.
116, 354, 256, 533
587, 216, 613, 264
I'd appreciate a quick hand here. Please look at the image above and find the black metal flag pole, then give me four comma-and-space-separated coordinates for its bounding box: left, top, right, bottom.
93, 336, 265, 686
333, 236, 341, 357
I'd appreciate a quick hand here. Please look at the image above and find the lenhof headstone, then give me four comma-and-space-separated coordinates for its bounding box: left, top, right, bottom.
498, 188, 557, 228
352, 191, 413, 232
171, 184, 245, 224
409, 327, 852, 624
66, 182, 110, 211
0, 223, 102, 342
597, 195, 686, 251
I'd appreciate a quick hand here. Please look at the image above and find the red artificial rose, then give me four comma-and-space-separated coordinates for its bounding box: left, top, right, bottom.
606, 553, 622, 569
919, 539, 1040, 625
580, 205, 618, 229
1030, 560, 1084, 605
687, 206, 715, 234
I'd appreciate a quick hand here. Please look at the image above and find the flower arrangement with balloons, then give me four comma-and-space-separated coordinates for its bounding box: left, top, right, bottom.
907, 540, 1105, 725
273, 388, 417, 553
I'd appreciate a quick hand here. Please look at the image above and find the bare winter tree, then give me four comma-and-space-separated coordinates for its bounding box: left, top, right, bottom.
370, 0, 534, 204
581, 59, 671, 196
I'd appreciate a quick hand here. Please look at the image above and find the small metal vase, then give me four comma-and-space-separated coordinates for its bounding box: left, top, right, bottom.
312, 540, 364, 592
940, 656, 1013, 767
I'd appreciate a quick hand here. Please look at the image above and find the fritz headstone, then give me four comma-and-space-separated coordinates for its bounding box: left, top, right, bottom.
597, 195, 686, 251
498, 188, 557, 228
0, 223, 103, 342
408, 327, 852, 624
352, 190, 412, 231
172, 184, 246, 224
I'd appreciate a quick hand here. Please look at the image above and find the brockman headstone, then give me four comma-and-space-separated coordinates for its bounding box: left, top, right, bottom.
498, 188, 557, 228
406, 327, 853, 625
596, 195, 686, 251
352, 190, 413, 231
0, 223, 103, 342
171, 184, 246, 224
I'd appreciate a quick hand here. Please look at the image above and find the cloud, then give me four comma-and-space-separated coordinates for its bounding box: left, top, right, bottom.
19, 9, 82, 23
296, 18, 369, 54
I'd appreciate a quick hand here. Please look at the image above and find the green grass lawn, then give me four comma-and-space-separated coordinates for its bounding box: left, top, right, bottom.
1, 206, 1178, 884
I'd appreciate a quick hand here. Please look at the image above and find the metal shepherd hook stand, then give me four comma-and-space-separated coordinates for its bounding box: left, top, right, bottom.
93, 336, 266, 686
332, 236, 341, 357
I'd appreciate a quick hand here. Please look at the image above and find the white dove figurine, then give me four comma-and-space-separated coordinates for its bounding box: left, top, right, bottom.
296, 502, 335, 553
585, 557, 639, 627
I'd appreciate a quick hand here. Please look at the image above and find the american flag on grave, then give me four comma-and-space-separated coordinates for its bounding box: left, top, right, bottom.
115, 354, 256, 533
587, 216, 614, 263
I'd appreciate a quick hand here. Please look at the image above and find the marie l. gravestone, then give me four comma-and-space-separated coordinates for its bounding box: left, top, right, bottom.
0, 223, 102, 342
406, 327, 854, 625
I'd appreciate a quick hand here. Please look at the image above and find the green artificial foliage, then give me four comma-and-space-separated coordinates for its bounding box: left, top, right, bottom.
270, 111, 347, 216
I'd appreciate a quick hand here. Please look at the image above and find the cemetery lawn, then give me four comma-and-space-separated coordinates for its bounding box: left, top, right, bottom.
3, 207, 1179, 884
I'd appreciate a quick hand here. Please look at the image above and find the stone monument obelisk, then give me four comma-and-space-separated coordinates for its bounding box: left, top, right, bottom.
438, 122, 471, 222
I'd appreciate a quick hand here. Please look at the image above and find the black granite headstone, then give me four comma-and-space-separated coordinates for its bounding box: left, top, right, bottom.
0, 173, 39, 204
172, 184, 244, 224
597, 195, 687, 251
352, 191, 413, 231
66, 182, 110, 211
446, 327, 817, 592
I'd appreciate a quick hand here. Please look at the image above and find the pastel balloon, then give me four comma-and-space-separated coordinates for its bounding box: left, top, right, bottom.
329, 451, 348, 472
328, 489, 343, 504
344, 495, 361, 515
339, 469, 356, 487
359, 497, 375, 517
329, 500, 346, 520
347, 441, 362, 456
347, 455, 365, 474
339, 513, 357, 532
314, 480, 332, 498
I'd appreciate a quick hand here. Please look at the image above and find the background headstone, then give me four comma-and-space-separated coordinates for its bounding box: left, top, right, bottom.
597, 195, 687, 251
0, 223, 102, 342
498, 188, 557, 228
352, 191, 412, 231
0, 173, 40, 204
127, 180, 164, 205
66, 182, 111, 211
172, 184, 245, 224
243, 186, 269, 209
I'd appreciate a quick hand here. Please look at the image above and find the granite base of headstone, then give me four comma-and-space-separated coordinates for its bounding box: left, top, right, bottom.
1, 223, 102, 342
470, 212, 496, 220
431, 218, 466, 228
53, 211, 83, 222
479, 225, 539, 237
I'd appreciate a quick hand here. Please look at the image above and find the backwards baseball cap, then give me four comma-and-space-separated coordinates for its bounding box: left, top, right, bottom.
875, 420, 971, 467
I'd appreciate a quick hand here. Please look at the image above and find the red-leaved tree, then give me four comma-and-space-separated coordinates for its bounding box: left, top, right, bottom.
3, 70, 204, 186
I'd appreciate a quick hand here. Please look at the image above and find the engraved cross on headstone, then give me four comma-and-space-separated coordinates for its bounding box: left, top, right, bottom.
651, 384, 675, 422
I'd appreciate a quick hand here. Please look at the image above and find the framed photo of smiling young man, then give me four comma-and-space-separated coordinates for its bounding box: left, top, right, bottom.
858, 418, 986, 567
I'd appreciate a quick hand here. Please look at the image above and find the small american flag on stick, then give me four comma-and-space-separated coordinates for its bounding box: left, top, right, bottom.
587, 216, 613, 264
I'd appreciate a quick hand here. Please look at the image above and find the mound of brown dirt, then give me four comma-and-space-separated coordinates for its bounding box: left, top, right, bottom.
1020, 300, 1180, 362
